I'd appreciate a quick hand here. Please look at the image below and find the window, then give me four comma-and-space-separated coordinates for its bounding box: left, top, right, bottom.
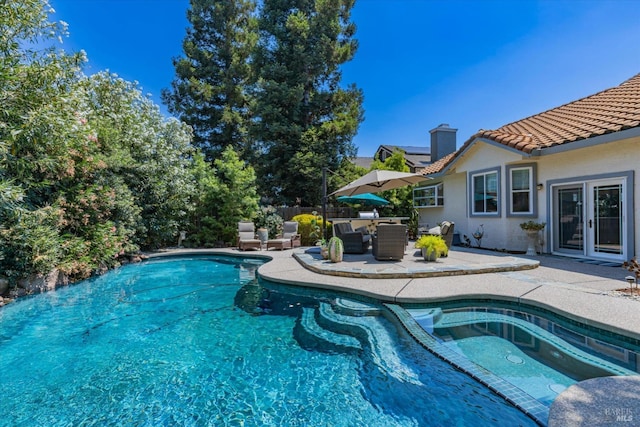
506, 164, 537, 217
414, 183, 444, 207
469, 168, 500, 216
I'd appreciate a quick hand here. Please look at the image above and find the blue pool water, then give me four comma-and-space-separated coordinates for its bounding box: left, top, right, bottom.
0, 255, 536, 426
409, 304, 640, 409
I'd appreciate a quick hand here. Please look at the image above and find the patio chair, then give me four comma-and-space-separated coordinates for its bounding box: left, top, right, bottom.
428, 221, 455, 254
266, 221, 301, 250
334, 222, 371, 254
372, 223, 407, 261
238, 221, 262, 251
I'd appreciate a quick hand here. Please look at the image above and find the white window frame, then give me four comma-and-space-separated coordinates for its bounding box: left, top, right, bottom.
469, 167, 501, 217
413, 183, 444, 208
506, 164, 537, 217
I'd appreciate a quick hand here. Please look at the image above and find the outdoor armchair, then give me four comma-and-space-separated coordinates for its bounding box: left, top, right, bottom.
372, 223, 407, 261
334, 222, 371, 254
266, 221, 301, 250
238, 221, 262, 251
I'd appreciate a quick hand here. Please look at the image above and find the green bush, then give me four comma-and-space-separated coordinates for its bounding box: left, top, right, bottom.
291, 213, 331, 246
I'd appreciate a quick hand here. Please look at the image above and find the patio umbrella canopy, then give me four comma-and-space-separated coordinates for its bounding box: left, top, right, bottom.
336, 193, 390, 206
331, 170, 429, 197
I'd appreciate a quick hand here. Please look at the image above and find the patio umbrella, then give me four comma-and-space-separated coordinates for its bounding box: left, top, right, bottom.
336, 193, 390, 206
331, 170, 429, 197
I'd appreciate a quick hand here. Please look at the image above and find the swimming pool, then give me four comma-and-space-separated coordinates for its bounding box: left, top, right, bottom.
0, 255, 536, 426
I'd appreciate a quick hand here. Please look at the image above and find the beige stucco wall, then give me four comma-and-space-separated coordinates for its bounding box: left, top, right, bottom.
417, 135, 639, 257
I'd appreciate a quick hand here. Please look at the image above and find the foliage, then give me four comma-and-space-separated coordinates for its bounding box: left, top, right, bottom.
407, 208, 420, 239
83, 72, 196, 250
0, 2, 221, 283
0, 0, 367, 285
292, 213, 330, 246
0, 206, 62, 278
187, 146, 259, 247
253, 205, 283, 239
519, 221, 546, 231
414, 235, 448, 258
163, 0, 257, 161
250, 0, 363, 206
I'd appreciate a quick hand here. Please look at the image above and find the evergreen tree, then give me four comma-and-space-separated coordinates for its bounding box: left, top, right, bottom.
163, 0, 257, 161
251, 0, 363, 206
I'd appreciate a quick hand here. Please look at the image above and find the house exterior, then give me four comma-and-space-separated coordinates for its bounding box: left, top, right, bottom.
414, 74, 640, 263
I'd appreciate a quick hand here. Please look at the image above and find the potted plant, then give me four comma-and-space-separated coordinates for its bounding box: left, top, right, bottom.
520, 221, 545, 255
254, 206, 284, 243
327, 236, 344, 263
316, 238, 329, 260
415, 235, 448, 261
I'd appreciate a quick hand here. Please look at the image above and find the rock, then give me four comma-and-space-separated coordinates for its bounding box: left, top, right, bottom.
18, 269, 59, 294
11, 287, 27, 298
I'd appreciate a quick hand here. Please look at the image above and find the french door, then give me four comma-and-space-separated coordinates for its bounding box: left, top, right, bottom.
553, 179, 625, 261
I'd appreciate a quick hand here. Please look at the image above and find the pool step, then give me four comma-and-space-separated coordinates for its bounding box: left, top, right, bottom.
317, 302, 422, 385
295, 307, 362, 354
332, 298, 382, 317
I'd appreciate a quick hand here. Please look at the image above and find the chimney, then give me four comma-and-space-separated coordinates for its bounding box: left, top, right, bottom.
429, 123, 457, 162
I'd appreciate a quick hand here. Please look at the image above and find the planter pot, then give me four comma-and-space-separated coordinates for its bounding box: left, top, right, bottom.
257, 228, 269, 244
421, 247, 439, 262
524, 230, 539, 255
328, 237, 344, 263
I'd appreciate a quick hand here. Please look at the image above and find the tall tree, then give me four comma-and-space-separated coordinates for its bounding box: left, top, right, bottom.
163, 0, 257, 161
251, 0, 363, 206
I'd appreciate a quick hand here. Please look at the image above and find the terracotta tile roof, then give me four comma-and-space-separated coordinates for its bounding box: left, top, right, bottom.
418, 73, 640, 175
478, 72, 640, 153
419, 152, 456, 175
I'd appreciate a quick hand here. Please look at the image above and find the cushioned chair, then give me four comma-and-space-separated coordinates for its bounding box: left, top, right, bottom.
372, 223, 407, 261
266, 221, 301, 250
428, 221, 455, 254
333, 222, 371, 254
237, 221, 261, 251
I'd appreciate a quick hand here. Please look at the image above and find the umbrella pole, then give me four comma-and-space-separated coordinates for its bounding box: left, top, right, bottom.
322, 167, 327, 240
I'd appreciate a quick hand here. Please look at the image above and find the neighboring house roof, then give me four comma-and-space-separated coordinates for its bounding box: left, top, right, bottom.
419, 73, 640, 175
379, 145, 431, 155
352, 157, 375, 169
377, 144, 431, 170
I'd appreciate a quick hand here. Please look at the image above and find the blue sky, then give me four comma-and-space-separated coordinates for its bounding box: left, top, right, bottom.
50, 0, 640, 157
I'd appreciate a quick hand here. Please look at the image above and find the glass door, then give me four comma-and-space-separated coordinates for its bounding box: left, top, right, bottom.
587, 181, 623, 258
552, 179, 625, 261
554, 186, 584, 253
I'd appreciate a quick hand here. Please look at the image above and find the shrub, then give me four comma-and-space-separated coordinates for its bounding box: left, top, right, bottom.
519, 221, 546, 231
415, 234, 448, 258
291, 213, 331, 246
